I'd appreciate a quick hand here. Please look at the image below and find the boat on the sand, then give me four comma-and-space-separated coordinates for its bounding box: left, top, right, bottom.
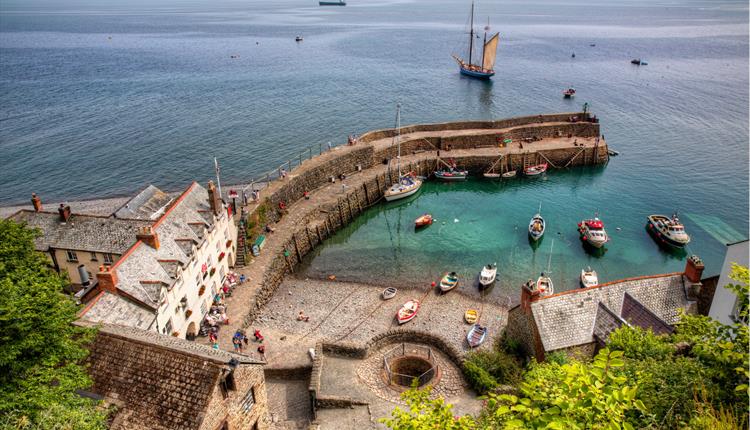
479, 264, 497, 288
467, 324, 487, 348
439, 272, 459, 293
464, 309, 478, 324
397, 300, 420, 324
580, 267, 598, 288
382, 287, 397, 300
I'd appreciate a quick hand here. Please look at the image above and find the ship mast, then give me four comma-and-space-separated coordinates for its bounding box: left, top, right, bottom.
481, 17, 488, 70
468, 1, 475, 66
395, 103, 401, 177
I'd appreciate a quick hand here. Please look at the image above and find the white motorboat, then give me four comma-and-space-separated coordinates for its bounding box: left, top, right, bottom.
578, 216, 608, 248
479, 263, 497, 287
580, 267, 598, 288
646, 214, 690, 248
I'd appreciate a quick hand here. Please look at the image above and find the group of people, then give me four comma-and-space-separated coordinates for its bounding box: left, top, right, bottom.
347, 134, 358, 145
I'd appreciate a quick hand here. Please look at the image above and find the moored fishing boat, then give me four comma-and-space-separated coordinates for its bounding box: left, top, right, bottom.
479, 264, 497, 288
528, 204, 545, 242
439, 272, 459, 293
483, 172, 501, 179
382, 287, 397, 300
452, 2, 499, 79
524, 163, 548, 176
580, 267, 598, 288
434, 169, 469, 181
384, 104, 423, 202
563, 88, 576, 98
646, 214, 690, 248
578, 216, 609, 248
536, 272, 554, 296
415, 214, 433, 227
464, 309, 478, 324
502, 170, 517, 178
467, 324, 487, 348
397, 300, 420, 324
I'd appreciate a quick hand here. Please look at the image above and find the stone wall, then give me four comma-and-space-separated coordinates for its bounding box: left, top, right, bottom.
201, 364, 269, 430
358, 112, 593, 144
505, 305, 537, 359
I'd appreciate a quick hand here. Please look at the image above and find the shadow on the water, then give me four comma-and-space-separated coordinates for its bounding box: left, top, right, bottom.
581, 241, 608, 258
645, 226, 688, 260
528, 235, 543, 251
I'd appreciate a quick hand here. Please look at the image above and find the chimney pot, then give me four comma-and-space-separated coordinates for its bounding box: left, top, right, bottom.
685, 255, 705, 283
96, 265, 118, 293
207, 181, 222, 216
31, 193, 43, 212
136, 225, 160, 249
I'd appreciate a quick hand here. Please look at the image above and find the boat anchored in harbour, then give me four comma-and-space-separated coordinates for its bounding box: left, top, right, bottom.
563, 88, 576, 98
384, 104, 423, 202
319, 0, 345, 5
580, 267, 598, 288
452, 2, 499, 79
528, 203, 545, 242
524, 163, 548, 176
578, 215, 609, 248
479, 263, 497, 288
414, 213, 433, 228
646, 214, 690, 248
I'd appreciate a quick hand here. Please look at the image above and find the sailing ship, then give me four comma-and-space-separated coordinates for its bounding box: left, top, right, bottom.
452, 2, 499, 79
384, 104, 423, 201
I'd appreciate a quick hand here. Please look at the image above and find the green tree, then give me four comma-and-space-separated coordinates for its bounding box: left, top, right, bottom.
0, 219, 107, 429
379, 382, 476, 430
480, 348, 646, 429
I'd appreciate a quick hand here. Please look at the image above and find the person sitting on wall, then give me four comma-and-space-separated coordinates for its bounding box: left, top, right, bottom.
303, 191, 310, 200
265, 224, 275, 233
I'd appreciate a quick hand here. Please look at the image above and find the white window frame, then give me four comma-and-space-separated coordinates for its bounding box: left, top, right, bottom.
103, 253, 114, 264
66, 250, 78, 262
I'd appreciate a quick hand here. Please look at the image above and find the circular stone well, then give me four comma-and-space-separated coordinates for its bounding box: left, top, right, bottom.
388, 355, 435, 387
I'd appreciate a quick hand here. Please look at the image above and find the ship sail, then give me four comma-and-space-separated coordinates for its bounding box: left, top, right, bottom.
482, 33, 499, 71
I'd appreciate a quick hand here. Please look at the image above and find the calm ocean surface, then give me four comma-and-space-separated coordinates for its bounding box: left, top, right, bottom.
1, 0, 748, 287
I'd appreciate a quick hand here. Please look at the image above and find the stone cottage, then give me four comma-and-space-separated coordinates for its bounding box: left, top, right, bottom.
506, 257, 704, 361
79, 322, 268, 430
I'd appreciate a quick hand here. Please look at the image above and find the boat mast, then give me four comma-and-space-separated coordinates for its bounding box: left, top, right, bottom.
468, 1, 475, 66
546, 239, 554, 273
396, 103, 401, 177
481, 18, 488, 70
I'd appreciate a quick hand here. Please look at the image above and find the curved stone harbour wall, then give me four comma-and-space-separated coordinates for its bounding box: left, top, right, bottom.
239, 113, 608, 332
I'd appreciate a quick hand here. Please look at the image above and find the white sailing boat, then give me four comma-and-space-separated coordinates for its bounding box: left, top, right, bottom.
384, 104, 422, 202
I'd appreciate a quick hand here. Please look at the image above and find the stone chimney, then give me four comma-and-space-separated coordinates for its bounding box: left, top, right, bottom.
96, 265, 118, 293
136, 226, 160, 249
31, 193, 42, 212
207, 180, 222, 216
58, 204, 71, 223
521, 281, 541, 314
685, 255, 705, 283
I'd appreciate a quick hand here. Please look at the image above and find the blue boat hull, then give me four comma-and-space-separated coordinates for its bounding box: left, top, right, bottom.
319, 1, 345, 5
459, 67, 494, 79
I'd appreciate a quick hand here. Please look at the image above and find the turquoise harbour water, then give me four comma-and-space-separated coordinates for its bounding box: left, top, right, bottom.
299, 172, 745, 299
1, 0, 748, 284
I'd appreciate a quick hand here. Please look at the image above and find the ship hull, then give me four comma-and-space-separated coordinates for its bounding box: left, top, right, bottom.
459, 66, 494, 79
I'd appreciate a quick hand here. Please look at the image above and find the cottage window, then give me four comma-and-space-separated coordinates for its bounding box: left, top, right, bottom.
195, 273, 201, 286
219, 266, 225, 281
90, 252, 98, 261
66, 250, 78, 262
240, 387, 255, 413
220, 370, 237, 398
103, 253, 114, 264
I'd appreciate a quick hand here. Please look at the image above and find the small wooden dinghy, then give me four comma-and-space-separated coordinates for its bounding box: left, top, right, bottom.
502, 170, 517, 178
382, 287, 397, 300
434, 169, 468, 181
483, 172, 501, 179
536, 272, 554, 296
464, 309, 478, 324
397, 299, 420, 324
524, 163, 548, 176
467, 324, 487, 348
580, 267, 598, 288
439, 272, 459, 293
415, 214, 433, 227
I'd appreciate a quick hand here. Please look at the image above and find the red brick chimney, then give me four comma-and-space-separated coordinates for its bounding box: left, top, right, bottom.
685, 255, 705, 283
136, 226, 160, 249
31, 193, 42, 212
58, 204, 71, 223
521, 281, 541, 314
96, 265, 118, 293
207, 180, 222, 216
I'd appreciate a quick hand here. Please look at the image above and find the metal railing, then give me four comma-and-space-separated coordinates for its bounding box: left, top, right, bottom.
383, 343, 436, 388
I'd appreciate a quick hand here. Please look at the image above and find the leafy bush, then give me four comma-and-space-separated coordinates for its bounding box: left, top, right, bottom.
462, 347, 523, 394
462, 360, 498, 394
379, 382, 475, 430
607, 326, 673, 360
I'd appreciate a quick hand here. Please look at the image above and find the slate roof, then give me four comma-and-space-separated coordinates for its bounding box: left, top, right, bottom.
79, 292, 156, 331
79, 322, 262, 430
621, 292, 674, 335
592, 303, 627, 345
113, 185, 174, 220
112, 182, 213, 308
9, 210, 149, 254
531, 273, 694, 352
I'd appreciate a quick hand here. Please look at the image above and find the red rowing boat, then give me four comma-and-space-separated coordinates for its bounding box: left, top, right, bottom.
524, 163, 548, 176
397, 300, 420, 324
415, 214, 433, 227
